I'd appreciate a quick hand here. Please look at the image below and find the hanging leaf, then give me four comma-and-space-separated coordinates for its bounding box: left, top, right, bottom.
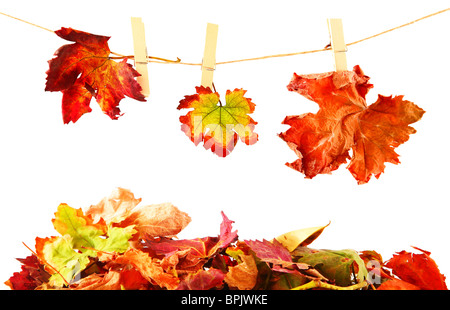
177, 86, 258, 157
279, 65, 425, 184
45, 27, 146, 124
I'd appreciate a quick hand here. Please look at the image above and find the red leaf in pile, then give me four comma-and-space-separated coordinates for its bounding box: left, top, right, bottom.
111, 249, 179, 290
176, 269, 225, 290
377, 278, 421, 290
381, 247, 447, 290
5, 255, 50, 290
244, 239, 293, 267
143, 211, 237, 272
45, 27, 146, 124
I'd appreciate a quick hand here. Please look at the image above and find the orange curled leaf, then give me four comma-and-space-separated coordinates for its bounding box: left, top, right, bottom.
280, 65, 425, 184
177, 86, 258, 157
45, 27, 146, 124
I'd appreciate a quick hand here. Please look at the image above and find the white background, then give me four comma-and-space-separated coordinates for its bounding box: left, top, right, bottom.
1, 0, 449, 289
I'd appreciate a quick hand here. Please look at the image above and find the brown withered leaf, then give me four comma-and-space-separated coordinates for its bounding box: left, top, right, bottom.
121, 203, 191, 239
86, 187, 141, 224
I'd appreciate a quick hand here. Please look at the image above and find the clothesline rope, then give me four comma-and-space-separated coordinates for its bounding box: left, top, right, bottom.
1, 8, 449, 65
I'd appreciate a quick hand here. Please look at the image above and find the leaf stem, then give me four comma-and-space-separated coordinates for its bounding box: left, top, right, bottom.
291, 280, 368, 290
22, 242, 70, 287
212, 82, 222, 106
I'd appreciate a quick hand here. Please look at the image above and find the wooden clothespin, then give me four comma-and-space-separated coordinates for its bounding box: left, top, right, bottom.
201, 23, 219, 89
327, 18, 347, 71
131, 17, 150, 97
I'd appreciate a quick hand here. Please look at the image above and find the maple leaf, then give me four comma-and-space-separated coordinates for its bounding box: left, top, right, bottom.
280, 65, 425, 184
177, 86, 258, 157
382, 247, 447, 290
52, 203, 135, 254
52, 203, 107, 250
4, 255, 50, 290
45, 27, 146, 124
35, 235, 91, 287
31, 203, 135, 287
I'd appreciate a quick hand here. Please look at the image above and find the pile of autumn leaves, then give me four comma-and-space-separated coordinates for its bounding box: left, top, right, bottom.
6, 188, 447, 290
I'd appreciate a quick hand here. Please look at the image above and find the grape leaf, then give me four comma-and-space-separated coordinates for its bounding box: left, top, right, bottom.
177, 86, 258, 157
52, 203, 135, 254
45, 27, 146, 124
280, 65, 425, 184
4, 255, 50, 290
52, 203, 107, 250
382, 247, 447, 290
36, 235, 91, 287
293, 247, 368, 287
34, 204, 135, 287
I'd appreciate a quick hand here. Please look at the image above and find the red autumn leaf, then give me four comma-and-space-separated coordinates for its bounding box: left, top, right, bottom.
218, 211, 238, 248
244, 239, 293, 267
377, 278, 421, 290
176, 269, 225, 290
142, 211, 237, 272
5, 255, 50, 290
383, 247, 447, 290
244, 239, 321, 281
45, 27, 146, 124
279, 65, 425, 184
177, 86, 258, 157
111, 249, 179, 290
